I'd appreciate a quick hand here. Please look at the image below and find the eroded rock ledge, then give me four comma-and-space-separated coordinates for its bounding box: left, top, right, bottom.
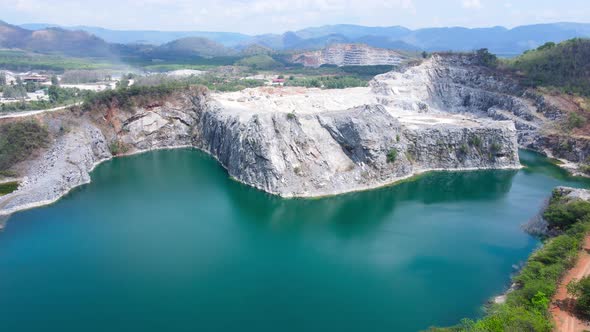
0, 55, 522, 216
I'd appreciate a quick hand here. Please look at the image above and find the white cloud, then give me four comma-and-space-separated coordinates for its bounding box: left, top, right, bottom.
462, 0, 482, 9
1, 0, 589, 34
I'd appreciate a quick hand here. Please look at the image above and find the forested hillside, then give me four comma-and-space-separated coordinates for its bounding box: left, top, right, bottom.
508, 38, 590, 96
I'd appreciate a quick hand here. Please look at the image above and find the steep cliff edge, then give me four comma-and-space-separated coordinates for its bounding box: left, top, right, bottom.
0, 56, 525, 215
371, 54, 590, 173
192, 103, 517, 197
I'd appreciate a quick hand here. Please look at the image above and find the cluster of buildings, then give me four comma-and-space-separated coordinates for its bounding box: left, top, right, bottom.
0, 71, 50, 103
1, 71, 50, 86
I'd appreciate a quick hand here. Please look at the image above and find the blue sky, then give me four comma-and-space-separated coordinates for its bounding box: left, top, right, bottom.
1, 0, 589, 34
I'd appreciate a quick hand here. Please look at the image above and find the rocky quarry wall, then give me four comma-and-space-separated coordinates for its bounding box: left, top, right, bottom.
4, 53, 569, 215
292, 44, 407, 67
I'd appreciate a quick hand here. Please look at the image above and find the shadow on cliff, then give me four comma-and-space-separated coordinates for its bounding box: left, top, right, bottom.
0, 149, 519, 237
519, 149, 590, 186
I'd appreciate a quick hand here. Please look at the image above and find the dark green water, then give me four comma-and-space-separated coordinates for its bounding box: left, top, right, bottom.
1, 149, 589, 332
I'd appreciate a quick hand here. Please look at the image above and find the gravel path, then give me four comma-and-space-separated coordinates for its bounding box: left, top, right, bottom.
551, 235, 590, 332
0, 103, 80, 120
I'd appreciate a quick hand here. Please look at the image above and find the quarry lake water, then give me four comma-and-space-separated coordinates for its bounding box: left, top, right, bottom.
1, 149, 589, 332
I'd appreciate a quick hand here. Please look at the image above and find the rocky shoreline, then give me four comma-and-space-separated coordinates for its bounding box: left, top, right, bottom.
1, 53, 578, 216
0, 144, 523, 217
0, 101, 521, 216
0, 144, 194, 217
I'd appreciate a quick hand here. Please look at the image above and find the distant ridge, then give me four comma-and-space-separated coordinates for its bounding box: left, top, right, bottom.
0, 21, 112, 57
8, 20, 590, 55
19, 23, 251, 47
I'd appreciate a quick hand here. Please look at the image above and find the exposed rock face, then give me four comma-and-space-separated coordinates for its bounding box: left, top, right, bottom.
370, 55, 590, 172
0, 55, 525, 215
292, 44, 407, 67
191, 103, 518, 197
522, 134, 590, 164
554, 186, 590, 202
0, 123, 110, 215
371, 55, 543, 132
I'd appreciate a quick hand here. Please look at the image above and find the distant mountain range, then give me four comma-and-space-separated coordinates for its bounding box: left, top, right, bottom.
18, 23, 251, 47
4, 21, 590, 58
0, 21, 112, 57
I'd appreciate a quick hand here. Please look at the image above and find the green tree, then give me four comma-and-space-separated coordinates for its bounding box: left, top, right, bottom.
25, 81, 38, 93
2, 85, 27, 99
567, 276, 590, 318
51, 75, 59, 86
531, 291, 550, 311
48, 85, 60, 103
475, 48, 498, 67
567, 112, 586, 130
544, 200, 590, 229
116, 76, 130, 90
567, 279, 582, 297
0, 72, 6, 86
387, 149, 398, 163
537, 42, 556, 51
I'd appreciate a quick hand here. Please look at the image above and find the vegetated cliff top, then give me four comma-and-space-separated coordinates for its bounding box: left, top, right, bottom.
0, 119, 50, 173
507, 38, 590, 96
496, 39, 590, 137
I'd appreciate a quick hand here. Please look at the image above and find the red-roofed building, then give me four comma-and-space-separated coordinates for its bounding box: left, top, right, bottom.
271, 78, 285, 86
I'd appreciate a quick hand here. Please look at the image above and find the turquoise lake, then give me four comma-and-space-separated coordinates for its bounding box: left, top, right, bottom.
1, 149, 589, 332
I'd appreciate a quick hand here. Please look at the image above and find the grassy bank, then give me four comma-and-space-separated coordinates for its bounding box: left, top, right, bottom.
0, 181, 18, 196
429, 189, 590, 331
0, 120, 50, 171
505, 38, 590, 97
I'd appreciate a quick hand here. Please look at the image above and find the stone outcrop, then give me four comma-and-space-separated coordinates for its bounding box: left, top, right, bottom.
191, 103, 518, 197
370, 54, 590, 173
292, 44, 407, 67
554, 186, 590, 202
0, 123, 111, 215
371, 55, 544, 132
0, 55, 527, 215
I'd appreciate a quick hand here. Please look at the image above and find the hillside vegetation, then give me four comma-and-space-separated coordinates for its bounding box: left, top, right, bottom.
0, 50, 117, 71
156, 37, 236, 58
0, 120, 49, 171
507, 38, 590, 96
235, 55, 282, 70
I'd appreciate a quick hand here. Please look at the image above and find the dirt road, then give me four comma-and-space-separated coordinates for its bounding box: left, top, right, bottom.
0, 103, 80, 120
551, 236, 590, 332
